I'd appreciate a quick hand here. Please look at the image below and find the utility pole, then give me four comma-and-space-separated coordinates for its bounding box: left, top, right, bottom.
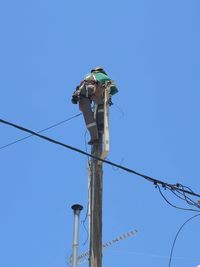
71, 204, 83, 267
89, 85, 110, 267
77, 230, 138, 265
89, 134, 103, 267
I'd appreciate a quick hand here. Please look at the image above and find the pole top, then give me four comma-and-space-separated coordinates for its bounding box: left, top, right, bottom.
71, 204, 83, 212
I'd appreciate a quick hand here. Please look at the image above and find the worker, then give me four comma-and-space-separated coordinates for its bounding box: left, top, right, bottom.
71, 67, 118, 145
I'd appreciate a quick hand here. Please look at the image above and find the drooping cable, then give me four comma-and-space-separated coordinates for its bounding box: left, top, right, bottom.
173, 188, 200, 209
157, 185, 200, 212
1, 118, 200, 210
81, 202, 89, 247
176, 184, 200, 208
168, 213, 200, 267
0, 113, 82, 150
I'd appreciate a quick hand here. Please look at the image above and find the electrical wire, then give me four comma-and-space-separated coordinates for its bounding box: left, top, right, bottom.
168, 213, 200, 267
1, 118, 200, 208
160, 184, 200, 211
81, 129, 90, 246
165, 184, 200, 210
177, 184, 200, 208
157, 185, 200, 212
170, 184, 200, 209
170, 188, 188, 202
174, 188, 200, 209
168, 189, 200, 211
81, 203, 89, 246
3, 116, 200, 266
0, 113, 82, 150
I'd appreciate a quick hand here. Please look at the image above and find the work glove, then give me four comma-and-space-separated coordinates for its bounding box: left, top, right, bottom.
108, 96, 113, 106
71, 95, 78, 104
71, 86, 80, 104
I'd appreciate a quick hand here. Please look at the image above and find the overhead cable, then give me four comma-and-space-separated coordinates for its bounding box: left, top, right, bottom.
0, 118, 200, 209
0, 113, 82, 150
168, 213, 200, 267
157, 185, 200, 212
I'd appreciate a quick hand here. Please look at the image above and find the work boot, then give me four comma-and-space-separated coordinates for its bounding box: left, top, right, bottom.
88, 124, 99, 145
88, 138, 99, 145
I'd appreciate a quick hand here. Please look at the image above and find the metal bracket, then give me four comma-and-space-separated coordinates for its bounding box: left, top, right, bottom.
101, 85, 111, 161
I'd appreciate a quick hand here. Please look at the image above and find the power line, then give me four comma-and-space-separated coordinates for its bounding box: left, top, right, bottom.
0, 118, 200, 209
157, 185, 200, 212
173, 187, 200, 209
0, 113, 82, 150
168, 213, 200, 267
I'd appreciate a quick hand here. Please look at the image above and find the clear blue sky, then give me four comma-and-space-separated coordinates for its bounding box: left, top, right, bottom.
0, 0, 200, 266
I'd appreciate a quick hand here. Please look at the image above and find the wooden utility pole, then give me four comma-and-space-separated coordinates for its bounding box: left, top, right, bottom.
89, 85, 111, 267
89, 133, 103, 267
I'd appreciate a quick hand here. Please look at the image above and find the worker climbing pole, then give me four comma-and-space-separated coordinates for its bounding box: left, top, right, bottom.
71, 67, 118, 145
71, 67, 118, 267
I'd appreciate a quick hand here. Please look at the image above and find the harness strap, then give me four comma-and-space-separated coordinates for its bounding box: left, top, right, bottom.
87, 122, 97, 128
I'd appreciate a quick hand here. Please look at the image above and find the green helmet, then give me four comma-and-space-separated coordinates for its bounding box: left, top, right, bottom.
91, 67, 107, 75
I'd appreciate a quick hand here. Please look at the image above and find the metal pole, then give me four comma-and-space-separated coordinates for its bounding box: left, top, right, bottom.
71, 204, 83, 267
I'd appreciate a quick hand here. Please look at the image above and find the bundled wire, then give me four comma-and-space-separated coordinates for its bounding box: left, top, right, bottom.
157, 184, 200, 212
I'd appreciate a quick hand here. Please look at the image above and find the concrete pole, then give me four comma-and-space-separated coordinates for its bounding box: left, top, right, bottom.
71, 204, 83, 267
89, 133, 103, 267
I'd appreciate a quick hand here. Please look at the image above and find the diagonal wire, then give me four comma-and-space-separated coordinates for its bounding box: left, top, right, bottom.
0, 113, 82, 150
1, 117, 200, 204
